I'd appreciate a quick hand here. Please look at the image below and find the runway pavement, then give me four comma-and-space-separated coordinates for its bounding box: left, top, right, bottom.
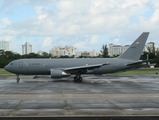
0, 75, 159, 119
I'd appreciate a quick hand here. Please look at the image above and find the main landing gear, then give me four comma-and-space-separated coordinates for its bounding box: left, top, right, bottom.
74, 76, 83, 82
16, 74, 20, 83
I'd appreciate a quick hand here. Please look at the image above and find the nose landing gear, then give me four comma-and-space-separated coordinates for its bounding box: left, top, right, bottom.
16, 74, 20, 83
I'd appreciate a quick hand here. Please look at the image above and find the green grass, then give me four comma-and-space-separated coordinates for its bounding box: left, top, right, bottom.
0, 68, 14, 76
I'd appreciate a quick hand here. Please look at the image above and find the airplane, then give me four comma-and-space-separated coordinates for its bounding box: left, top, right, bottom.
5, 32, 149, 82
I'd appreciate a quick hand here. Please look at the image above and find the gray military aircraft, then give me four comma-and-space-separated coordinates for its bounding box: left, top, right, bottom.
5, 32, 149, 82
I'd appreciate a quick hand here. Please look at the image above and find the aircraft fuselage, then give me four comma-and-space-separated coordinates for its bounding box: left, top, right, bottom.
5, 58, 145, 75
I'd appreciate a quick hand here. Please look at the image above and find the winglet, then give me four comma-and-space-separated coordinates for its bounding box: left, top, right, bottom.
118, 32, 149, 60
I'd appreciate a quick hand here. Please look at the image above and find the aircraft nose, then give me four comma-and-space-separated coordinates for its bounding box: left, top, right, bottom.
4, 65, 9, 71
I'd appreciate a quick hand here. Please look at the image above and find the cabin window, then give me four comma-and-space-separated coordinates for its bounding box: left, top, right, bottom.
10, 63, 13, 65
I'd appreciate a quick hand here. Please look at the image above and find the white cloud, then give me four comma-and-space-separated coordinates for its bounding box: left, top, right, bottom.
90, 35, 98, 44
4, 36, 14, 41
0, 36, 14, 41
72, 35, 99, 51
121, 0, 147, 9
2, 17, 11, 25
34, 6, 43, 15
0, 30, 18, 36
1, 0, 150, 36
73, 40, 88, 50
113, 38, 120, 44
42, 37, 53, 49
1, 0, 159, 53
150, 9, 159, 22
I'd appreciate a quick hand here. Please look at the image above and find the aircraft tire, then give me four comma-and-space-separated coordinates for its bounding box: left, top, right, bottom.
74, 77, 78, 82
79, 77, 83, 82
74, 77, 82, 82
16, 78, 20, 83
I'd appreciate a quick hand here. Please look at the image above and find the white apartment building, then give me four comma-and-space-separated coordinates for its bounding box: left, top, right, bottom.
49, 46, 77, 57
144, 42, 156, 52
76, 50, 100, 57
108, 43, 129, 56
0, 40, 9, 51
22, 42, 32, 55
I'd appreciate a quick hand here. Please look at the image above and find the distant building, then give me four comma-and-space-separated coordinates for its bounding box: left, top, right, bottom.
0, 40, 9, 51
49, 46, 77, 57
108, 43, 129, 56
22, 42, 32, 55
76, 50, 100, 57
144, 42, 156, 52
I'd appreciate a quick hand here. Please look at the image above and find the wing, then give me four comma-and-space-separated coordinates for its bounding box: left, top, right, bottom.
61, 63, 110, 74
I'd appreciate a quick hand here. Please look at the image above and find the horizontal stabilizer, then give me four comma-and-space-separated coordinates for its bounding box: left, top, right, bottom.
126, 60, 148, 66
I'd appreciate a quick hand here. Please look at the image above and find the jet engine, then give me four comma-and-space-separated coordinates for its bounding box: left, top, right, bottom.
51, 69, 71, 78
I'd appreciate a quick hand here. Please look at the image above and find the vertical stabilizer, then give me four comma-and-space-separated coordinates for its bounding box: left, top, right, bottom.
118, 32, 149, 60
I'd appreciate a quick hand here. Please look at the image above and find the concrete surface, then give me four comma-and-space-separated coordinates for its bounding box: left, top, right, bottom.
0, 75, 159, 117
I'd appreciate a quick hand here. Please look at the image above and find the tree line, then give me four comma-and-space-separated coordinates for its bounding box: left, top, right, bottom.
140, 44, 159, 67
0, 44, 159, 68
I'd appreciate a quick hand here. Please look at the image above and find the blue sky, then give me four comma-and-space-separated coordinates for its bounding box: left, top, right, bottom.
0, 0, 159, 54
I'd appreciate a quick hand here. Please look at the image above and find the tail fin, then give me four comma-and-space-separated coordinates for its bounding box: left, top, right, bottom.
118, 32, 149, 60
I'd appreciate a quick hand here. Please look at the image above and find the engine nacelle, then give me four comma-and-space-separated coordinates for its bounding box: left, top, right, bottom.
51, 69, 71, 78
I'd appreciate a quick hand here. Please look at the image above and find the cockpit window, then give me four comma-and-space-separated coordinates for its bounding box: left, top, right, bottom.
10, 63, 13, 65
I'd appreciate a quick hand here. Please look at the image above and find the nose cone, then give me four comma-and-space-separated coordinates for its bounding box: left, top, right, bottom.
4, 65, 9, 71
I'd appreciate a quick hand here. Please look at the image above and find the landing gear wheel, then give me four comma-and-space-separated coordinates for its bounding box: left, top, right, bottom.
16, 74, 20, 83
74, 77, 78, 82
74, 77, 77, 82
74, 76, 83, 82
17, 78, 20, 83
79, 77, 82, 82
